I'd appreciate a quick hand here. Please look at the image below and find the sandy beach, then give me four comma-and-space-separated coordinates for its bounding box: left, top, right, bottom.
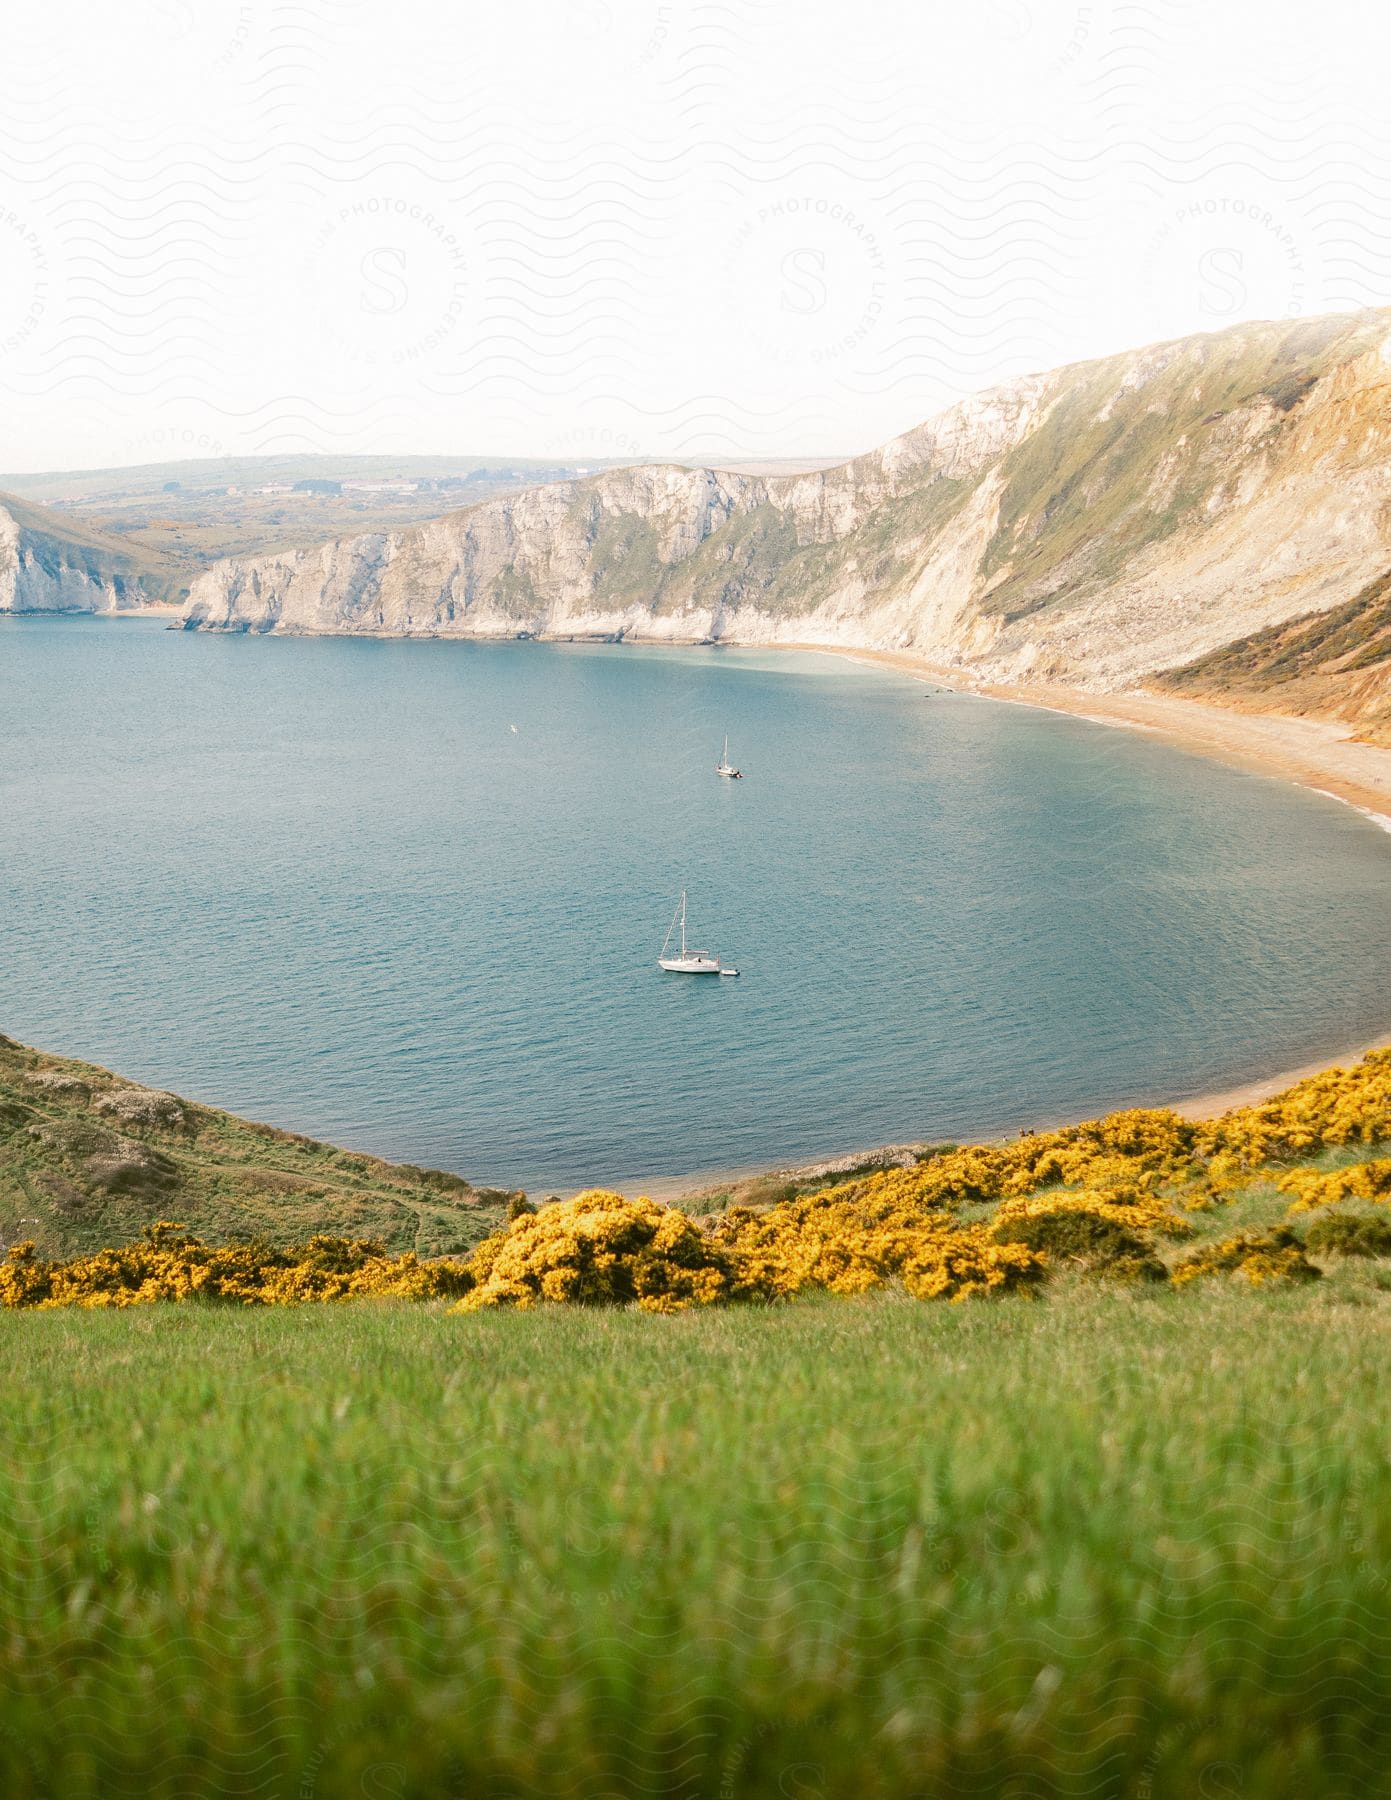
1166, 1033, 1391, 1119
784, 643, 1391, 828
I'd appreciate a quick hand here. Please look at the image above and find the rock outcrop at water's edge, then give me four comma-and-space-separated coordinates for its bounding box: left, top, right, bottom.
181, 310, 1391, 736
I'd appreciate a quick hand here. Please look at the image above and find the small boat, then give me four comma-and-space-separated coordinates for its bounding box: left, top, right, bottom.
715, 733, 742, 779
658, 890, 738, 976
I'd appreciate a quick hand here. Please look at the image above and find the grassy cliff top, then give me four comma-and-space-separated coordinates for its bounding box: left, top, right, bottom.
0, 1034, 511, 1259
1160, 562, 1391, 743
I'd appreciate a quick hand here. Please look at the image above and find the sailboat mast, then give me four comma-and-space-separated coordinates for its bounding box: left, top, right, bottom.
680, 889, 687, 956
661, 892, 683, 959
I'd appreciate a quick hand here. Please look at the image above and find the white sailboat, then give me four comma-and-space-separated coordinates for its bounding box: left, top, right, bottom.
658, 890, 739, 976
715, 733, 742, 779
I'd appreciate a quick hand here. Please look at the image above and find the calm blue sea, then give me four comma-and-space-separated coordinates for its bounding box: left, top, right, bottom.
4, 615, 1390, 1192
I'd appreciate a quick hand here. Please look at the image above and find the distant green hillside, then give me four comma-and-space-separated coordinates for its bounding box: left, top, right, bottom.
0, 1034, 510, 1258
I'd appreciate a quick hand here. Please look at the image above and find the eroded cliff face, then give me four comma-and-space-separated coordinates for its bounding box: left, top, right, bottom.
0, 498, 168, 614
181, 310, 1391, 702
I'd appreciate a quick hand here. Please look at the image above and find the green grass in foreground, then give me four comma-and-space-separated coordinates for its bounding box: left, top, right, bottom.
5, 1288, 1391, 1798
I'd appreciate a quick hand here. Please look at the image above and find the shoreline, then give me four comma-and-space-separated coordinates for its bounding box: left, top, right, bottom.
161, 621, 1391, 825
1166, 1032, 1391, 1120
0, 603, 184, 621
635, 649, 1391, 1204
777, 642, 1391, 829
66, 608, 1391, 824
627, 1030, 1391, 1204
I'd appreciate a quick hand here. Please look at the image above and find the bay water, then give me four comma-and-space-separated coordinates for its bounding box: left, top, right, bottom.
4, 615, 1390, 1193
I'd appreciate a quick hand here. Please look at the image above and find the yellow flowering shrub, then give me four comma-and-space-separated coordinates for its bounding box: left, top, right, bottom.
1171, 1227, 1321, 1289
899, 1220, 1047, 1302
5, 1053, 1389, 1314
0, 1223, 473, 1310
1196, 1052, 1391, 1168
455, 1191, 735, 1314
788, 1151, 1013, 1219
1002, 1111, 1198, 1195
992, 1188, 1193, 1239
709, 1188, 1045, 1302
711, 1192, 923, 1299
906, 1148, 1013, 1209
1280, 1158, 1391, 1215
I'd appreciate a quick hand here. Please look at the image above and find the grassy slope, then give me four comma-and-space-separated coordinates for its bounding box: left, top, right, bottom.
0, 1034, 510, 1258
975, 311, 1377, 621
0, 490, 190, 602
5, 1287, 1391, 1798
6, 1039, 1391, 1791
1160, 562, 1391, 744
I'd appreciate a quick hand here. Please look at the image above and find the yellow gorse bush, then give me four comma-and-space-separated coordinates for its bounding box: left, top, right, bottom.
1195, 1051, 1391, 1168
457, 1191, 734, 1314
899, 1221, 1047, 1302
0, 1224, 473, 1310
1000, 1111, 1199, 1195
5, 1052, 1389, 1313
991, 1189, 1194, 1239
706, 1185, 1045, 1302
1280, 1157, 1391, 1215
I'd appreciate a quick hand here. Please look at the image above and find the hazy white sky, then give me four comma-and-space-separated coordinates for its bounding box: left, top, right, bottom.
2, 0, 1389, 472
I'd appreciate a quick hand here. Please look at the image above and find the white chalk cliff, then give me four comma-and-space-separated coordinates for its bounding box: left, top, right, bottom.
0, 494, 172, 614
180, 311, 1391, 715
